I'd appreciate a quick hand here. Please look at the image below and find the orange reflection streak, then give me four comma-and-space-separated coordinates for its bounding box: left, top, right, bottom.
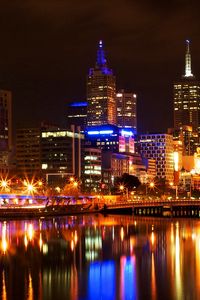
70, 265, 78, 300
1, 222, 8, 254
71, 240, 74, 251
24, 235, 28, 248
175, 222, 182, 300
151, 253, 157, 300
151, 232, 155, 247
74, 230, 78, 245
39, 233, 43, 251
27, 272, 33, 300
195, 228, 200, 295
2, 271, 7, 300
120, 227, 124, 242
27, 224, 34, 241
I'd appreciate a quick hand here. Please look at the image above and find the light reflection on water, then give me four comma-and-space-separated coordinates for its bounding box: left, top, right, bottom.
0, 215, 199, 299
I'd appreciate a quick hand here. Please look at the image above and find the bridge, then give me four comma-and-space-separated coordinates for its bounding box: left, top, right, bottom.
102, 198, 200, 218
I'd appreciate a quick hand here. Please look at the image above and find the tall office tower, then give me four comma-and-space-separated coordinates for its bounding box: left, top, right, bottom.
0, 90, 12, 173
174, 40, 200, 136
116, 90, 137, 133
16, 128, 41, 178
87, 40, 116, 126
66, 101, 87, 131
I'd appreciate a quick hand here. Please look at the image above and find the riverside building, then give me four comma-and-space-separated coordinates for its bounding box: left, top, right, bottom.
138, 133, 174, 183
87, 40, 116, 126
174, 40, 200, 141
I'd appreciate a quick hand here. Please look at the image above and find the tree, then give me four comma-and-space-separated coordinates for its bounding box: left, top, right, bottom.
115, 173, 141, 191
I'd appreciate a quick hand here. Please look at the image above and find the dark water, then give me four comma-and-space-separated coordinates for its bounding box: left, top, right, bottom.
0, 214, 199, 300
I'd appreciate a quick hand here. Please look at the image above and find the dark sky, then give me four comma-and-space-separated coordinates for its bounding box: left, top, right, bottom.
0, 0, 200, 133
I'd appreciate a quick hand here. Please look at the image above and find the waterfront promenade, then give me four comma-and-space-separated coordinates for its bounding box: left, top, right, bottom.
0, 194, 200, 218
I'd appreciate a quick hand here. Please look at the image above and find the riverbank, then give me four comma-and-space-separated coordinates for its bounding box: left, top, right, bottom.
0, 203, 101, 219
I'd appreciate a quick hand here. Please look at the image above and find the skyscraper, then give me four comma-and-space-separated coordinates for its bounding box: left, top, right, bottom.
116, 89, 137, 133
66, 101, 87, 131
87, 40, 116, 126
174, 40, 200, 136
0, 90, 12, 173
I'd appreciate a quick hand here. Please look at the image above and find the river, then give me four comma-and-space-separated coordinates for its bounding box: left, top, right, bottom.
0, 214, 199, 300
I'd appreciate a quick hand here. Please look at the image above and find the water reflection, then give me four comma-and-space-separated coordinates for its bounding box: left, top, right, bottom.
0, 215, 199, 299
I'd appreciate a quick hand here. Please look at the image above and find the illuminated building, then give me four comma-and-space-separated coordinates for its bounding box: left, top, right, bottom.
0, 90, 12, 173
85, 125, 135, 153
102, 152, 146, 187
82, 148, 102, 192
138, 134, 174, 182
142, 158, 157, 178
87, 40, 116, 126
16, 128, 41, 177
66, 101, 87, 131
174, 40, 200, 138
116, 90, 137, 133
41, 125, 84, 185
85, 125, 145, 190
168, 126, 198, 156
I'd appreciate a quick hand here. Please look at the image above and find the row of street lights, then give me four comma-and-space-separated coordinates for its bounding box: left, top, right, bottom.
0, 175, 81, 197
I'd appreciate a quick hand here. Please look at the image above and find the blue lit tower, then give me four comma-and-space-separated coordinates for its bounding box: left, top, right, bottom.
174, 40, 200, 136
87, 40, 116, 126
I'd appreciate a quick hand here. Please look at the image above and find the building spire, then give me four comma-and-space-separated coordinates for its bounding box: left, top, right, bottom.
184, 39, 193, 77
96, 40, 107, 67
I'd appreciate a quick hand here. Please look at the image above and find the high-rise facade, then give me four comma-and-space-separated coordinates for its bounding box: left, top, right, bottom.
87, 40, 116, 126
138, 134, 174, 182
16, 128, 41, 178
41, 126, 84, 185
66, 101, 87, 131
0, 90, 12, 173
116, 90, 137, 133
174, 40, 200, 136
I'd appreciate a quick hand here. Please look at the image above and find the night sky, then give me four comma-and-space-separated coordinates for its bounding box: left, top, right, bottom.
0, 0, 200, 133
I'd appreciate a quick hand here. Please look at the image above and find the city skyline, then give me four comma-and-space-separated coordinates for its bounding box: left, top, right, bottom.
0, 1, 200, 133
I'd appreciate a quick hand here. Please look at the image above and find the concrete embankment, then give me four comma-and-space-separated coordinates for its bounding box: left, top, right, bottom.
0, 204, 101, 219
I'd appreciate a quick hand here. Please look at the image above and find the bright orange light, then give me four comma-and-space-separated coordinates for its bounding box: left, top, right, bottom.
27, 224, 34, 241
23, 179, 37, 195
174, 152, 179, 171
2, 222, 8, 254
120, 185, 124, 191
73, 181, 78, 188
70, 177, 74, 182
0, 178, 10, 191
74, 230, 78, 244
38, 180, 43, 187
120, 226, 124, 241
71, 240, 74, 251
149, 182, 155, 188
55, 186, 61, 193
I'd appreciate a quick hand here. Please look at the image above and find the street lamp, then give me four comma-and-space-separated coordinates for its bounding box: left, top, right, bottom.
119, 185, 124, 192
149, 182, 155, 188
119, 185, 128, 200
73, 181, 78, 188
70, 176, 75, 182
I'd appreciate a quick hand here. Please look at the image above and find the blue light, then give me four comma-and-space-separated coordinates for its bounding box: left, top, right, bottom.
88, 130, 114, 135
88, 261, 115, 300
99, 130, 113, 134
69, 102, 87, 107
88, 131, 100, 135
124, 257, 137, 299
121, 129, 134, 137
